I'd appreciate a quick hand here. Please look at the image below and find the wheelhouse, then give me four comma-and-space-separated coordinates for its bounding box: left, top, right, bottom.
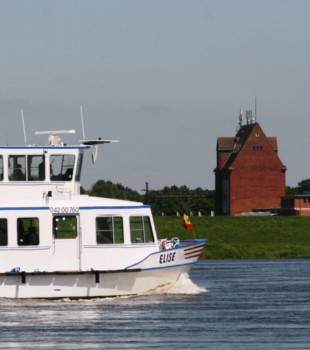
0, 145, 87, 198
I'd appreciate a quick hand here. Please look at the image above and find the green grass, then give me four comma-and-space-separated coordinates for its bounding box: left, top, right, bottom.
154, 216, 310, 259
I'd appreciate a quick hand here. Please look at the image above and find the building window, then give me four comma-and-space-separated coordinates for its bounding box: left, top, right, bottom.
17, 218, 39, 246
96, 216, 124, 244
50, 155, 75, 181
53, 215, 77, 239
252, 145, 263, 151
0, 156, 3, 181
0, 219, 8, 246
9, 156, 26, 181
130, 216, 154, 243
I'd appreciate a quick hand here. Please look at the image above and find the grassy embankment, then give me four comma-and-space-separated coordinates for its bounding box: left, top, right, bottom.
154, 216, 310, 259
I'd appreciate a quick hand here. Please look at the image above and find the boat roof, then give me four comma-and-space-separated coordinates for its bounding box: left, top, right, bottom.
71, 195, 144, 207
0, 195, 147, 209
0, 145, 90, 150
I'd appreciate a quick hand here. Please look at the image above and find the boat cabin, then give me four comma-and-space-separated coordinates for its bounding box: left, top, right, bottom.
0, 134, 159, 274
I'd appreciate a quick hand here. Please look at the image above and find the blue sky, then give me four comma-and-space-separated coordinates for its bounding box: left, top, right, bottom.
0, 0, 309, 190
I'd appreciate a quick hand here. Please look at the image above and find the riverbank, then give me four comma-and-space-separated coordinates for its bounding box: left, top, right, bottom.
154, 216, 310, 259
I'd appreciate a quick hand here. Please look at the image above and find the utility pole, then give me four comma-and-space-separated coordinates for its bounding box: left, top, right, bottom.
142, 181, 149, 204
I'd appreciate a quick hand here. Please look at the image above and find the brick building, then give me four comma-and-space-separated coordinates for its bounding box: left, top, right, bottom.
215, 115, 286, 215
292, 195, 310, 216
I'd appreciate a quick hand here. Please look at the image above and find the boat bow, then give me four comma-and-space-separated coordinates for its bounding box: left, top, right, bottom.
125, 238, 208, 271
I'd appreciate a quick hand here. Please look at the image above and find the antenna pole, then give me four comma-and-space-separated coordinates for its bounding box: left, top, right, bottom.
238, 109, 243, 128
21, 109, 27, 145
80, 105, 86, 140
254, 96, 257, 122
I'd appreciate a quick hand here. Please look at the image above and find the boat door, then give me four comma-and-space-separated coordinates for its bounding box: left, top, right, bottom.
52, 214, 80, 271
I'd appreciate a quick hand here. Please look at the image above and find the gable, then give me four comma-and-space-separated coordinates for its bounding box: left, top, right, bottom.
226, 123, 285, 170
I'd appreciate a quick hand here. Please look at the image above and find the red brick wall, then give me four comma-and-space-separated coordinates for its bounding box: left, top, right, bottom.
229, 125, 285, 215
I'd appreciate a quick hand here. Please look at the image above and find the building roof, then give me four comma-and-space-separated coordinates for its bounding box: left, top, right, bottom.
294, 194, 310, 198
217, 137, 235, 151
217, 122, 283, 170
217, 129, 278, 152
223, 123, 256, 168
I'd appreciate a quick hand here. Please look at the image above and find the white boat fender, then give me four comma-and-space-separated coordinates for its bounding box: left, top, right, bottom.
159, 239, 171, 250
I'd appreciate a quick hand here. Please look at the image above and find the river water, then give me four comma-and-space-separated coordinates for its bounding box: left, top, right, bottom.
0, 259, 309, 349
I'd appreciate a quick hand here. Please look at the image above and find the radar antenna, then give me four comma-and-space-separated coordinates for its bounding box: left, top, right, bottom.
35, 130, 76, 135
35, 129, 76, 146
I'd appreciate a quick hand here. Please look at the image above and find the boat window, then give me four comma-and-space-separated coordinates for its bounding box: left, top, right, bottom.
8, 155, 45, 181
75, 153, 83, 181
96, 216, 124, 244
0, 156, 3, 181
17, 218, 39, 246
53, 215, 77, 239
28, 155, 45, 181
50, 155, 75, 181
0, 219, 8, 246
9, 156, 26, 181
130, 216, 154, 243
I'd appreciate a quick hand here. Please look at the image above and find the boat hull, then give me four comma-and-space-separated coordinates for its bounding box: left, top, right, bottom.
0, 265, 191, 299
0, 238, 207, 299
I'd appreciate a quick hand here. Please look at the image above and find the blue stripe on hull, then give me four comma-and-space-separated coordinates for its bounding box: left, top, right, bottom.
79, 205, 150, 210
0, 205, 150, 211
0, 207, 49, 211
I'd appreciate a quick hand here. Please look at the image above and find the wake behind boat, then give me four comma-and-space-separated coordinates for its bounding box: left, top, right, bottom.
0, 130, 207, 298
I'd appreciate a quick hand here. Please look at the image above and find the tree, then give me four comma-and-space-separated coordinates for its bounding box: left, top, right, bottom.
298, 179, 310, 194
90, 180, 142, 202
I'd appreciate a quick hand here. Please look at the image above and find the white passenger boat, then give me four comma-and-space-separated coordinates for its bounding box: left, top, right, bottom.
0, 130, 207, 298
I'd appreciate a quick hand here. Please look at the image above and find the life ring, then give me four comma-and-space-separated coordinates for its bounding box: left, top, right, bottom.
170, 237, 180, 248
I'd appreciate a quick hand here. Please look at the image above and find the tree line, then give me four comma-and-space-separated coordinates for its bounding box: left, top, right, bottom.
286, 179, 310, 196
83, 180, 215, 216
82, 178, 310, 216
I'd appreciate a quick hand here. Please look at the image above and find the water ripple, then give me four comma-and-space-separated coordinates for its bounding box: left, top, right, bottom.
0, 260, 310, 349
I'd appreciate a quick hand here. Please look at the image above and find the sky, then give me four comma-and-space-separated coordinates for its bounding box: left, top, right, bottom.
0, 0, 309, 191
